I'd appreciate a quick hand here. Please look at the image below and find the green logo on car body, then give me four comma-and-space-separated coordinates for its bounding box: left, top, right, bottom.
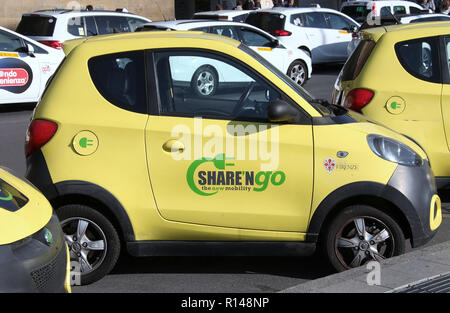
0, 189, 12, 201
186, 154, 286, 196
390, 102, 401, 110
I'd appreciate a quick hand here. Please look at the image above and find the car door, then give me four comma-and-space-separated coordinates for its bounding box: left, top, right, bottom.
294, 12, 329, 63
237, 26, 286, 71
144, 49, 314, 232
323, 13, 356, 62
0, 29, 40, 104
442, 36, 450, 151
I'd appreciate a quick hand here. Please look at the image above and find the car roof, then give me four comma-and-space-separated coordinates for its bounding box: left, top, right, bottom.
250, 7, 348, 15
362, 20, 450, 41
400, 13, 450, 22
62, 30, 241, 56
23, 9, 148, 19
142, 19, 254, 28
138, 20, 279, 40
194, 10, 253, 16
341, 0, 419, 5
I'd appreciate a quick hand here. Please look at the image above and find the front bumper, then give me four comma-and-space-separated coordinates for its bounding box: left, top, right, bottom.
0, 213, 70, 293
387, 161, 442, 248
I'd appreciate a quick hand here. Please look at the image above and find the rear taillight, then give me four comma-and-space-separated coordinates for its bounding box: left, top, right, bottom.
25, 119, 58, 157
272, 29, 292, 36
344, 88, 374, 111
39, 40, 63, 49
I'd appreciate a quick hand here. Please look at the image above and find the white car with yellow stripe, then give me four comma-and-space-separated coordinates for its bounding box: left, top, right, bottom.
0, 26, 64, 105
136, 20, 312, 86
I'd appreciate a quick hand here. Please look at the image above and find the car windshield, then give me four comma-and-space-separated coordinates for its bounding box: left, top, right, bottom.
0, 178, 29, 212
16, 15, 57, 36
245, 12, 286, 34
238, 44, 339, 115
341, 6, 371, 23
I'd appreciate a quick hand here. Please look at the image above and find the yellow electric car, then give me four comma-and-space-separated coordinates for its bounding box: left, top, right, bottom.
26, 31, 441, 284
0, 166, 70, 292
332, 22, 450, 192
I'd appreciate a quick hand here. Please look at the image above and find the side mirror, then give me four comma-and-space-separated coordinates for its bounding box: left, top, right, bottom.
268, 99, 299, 123
26, 43, 35, 57
270, 39, 279, 48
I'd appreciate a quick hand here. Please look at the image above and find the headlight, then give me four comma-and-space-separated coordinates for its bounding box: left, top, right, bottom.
367, 134, 423, 167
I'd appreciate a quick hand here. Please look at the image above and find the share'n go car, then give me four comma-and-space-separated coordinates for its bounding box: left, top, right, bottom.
0, 166, 70, 292
0, 26, 64, 106
332, 21, 450, 193
26, 31, 442, 285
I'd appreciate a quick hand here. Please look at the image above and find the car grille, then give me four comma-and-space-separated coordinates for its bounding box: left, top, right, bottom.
30, 246, 67, 292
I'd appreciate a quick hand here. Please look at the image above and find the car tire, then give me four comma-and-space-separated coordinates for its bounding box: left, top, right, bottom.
57, 204, 121, 285
287, 60, 308, 86
191, 65, 218, 97
321, 205, 405, 272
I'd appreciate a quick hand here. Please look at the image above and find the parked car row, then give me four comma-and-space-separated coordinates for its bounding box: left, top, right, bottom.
24, 29, 441, 286
2, 3, 449, 106
0, 3, 448, 291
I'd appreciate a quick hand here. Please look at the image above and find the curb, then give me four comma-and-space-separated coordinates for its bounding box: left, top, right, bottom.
280, 241, 450, 293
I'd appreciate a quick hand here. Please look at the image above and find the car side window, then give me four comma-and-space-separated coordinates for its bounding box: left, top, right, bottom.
88, 51, 147, 114
67, 16, 86, 36
239, 28, 272, 47
300, 12, 328, 29
325, 13, 351, 30
445, 37, 450, 82
191, 26, 211, 33
232, 13, 249, 22
210, 26, 239, 40
410, 6, 423, 14
0, 30, 24, 52
85, 16, 98, 36
380, 6, 392, 17
395, 37, 441, 83
127, 18, 148, 32
95, 16, 130, 34
393, 6, 406, 14
153, 51, 281, 122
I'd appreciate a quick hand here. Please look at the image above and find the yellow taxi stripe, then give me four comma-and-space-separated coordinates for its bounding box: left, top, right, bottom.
257, 47, 272, 51
0, 52, 19, 57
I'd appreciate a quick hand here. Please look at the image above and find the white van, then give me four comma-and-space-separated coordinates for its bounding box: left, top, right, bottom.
340, 0, 426, 23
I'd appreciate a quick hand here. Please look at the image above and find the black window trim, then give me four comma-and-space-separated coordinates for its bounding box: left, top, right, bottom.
441, 35, 450, 85
394, 36, 442, 84
146, 47, 312, 125
84, 16, 99, 36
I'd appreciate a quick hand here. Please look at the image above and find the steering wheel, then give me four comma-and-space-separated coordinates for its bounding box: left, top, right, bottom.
232, 81, 256, 117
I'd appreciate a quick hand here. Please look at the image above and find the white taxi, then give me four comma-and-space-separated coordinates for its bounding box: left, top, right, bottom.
0, 26, 64, 105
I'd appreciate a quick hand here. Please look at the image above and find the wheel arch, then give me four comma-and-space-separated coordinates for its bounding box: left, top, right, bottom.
298, 46, 311, 57
307, 182, 416, 244
50, 180, 135, 244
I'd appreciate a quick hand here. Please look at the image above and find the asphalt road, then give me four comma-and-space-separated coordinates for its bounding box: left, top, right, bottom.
0, 65, 449, 293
